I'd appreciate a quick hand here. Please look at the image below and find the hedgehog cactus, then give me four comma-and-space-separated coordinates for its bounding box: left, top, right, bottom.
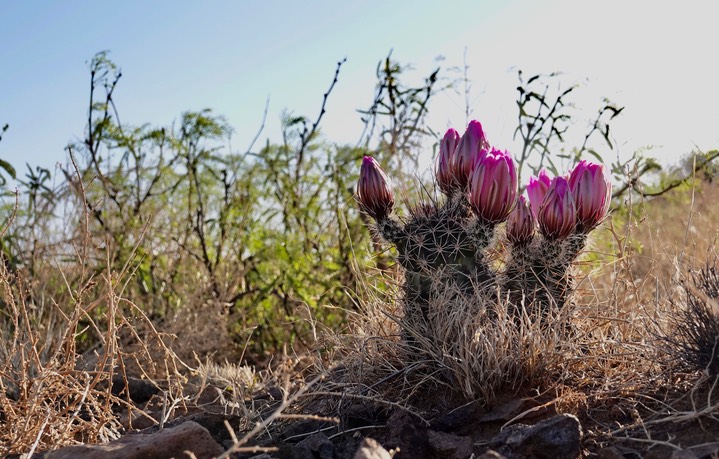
357, 120, 611, 339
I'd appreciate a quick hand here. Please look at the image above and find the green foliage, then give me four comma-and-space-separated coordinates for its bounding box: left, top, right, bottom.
358, 53, 441, 188
513, 70, 624, 185
0, 123, 16, 187
1, 52, 377, 356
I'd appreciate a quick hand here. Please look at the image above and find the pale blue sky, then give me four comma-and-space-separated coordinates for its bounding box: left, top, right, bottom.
1, 1, 718, 182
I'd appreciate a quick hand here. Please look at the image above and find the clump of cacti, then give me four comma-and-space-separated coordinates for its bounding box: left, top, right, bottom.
357, 120, 611, 342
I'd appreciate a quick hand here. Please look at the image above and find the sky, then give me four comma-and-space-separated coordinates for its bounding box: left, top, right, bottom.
1, 1, 718, 184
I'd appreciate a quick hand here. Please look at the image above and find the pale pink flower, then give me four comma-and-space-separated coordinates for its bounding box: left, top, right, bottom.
468, 148, 518, 223
357, 156, 394, 220
526, 169, 552, 217
568, 160, 612, 231
538, 176, 576, 240
507, 195, 535, 245
452, 120, 490, 190
436, 128, 460, 195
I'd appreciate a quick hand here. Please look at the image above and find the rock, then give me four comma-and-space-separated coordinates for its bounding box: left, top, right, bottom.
110, 376, 160, 403
431, 402, 483, 432
353, 438, 393, 459
385, 410, 432, 459
479, 398, 529, 424
296, 433, 334, 459
488, 414, 583, 459
174, 412, 244, 445
277, 444, 315, 459
693, 443, 719, 459
669, 450, 699, 459
117, 408, 160, 431
597, 446, 628, 459
45, 420, 223, 459
277, 433, 335, 459
477, 451, 509, 459
279, 419, 333, 440
427, 429, 473, 458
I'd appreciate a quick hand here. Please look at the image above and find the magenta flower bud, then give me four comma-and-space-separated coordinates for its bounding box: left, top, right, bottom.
537, 176, 576, 240
452, 120, 490, 190
436, 128, 460, 195
357, 156, 394, 220
468, 148, 518, 223
568, 160, 612, 231
526, 169, 552, 217
507, 195, 535, 245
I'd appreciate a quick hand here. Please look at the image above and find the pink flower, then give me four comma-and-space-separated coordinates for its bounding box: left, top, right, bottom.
568, 160, 612, 231
507, 195, 535, 245
452, 120, 490, 191
526, 169, 552, 217
357, 156, 394, 220
468, 148, 518, 223
537, 176, 576, 240
436, 128, 460, 195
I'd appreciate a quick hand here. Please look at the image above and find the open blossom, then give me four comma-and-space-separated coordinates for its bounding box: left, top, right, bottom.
452, 120, 490, 191
468, 148, 518, 223
537, 176, 576, 240
436, 128, 460, 195
357, 156, 394, 221
526, 169, 552, 217
507, 195, 535, 245
568, 160, 612, 231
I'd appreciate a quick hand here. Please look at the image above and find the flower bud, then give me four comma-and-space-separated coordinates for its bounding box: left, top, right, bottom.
357, 156, 394, 221
507, 195, 535, 245
453, 120, 490, 191
568, 160, 612, 231
436, 128, 460, 195
526, 169, 552, 217
468, 148, 518, 223
537, 176, 576, 240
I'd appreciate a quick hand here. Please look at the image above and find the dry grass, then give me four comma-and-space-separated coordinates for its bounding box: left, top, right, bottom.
311, 179, 719, 453
0, 249, 190, 456
4, 175, 719, 456
0, 173, 192, 456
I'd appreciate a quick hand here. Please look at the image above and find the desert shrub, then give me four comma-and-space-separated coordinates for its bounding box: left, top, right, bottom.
663, 258, 719, 375
1, 53, 383, 358
0, 215, 186, 455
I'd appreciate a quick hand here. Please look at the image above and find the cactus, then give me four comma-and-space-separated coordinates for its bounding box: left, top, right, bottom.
357, 120, 611, 343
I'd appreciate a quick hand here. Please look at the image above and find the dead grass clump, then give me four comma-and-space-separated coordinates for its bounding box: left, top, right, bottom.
322, 185, 679, 435
661, 258, 719, 376
0, 245, 187, 456
325, 269, 590, 416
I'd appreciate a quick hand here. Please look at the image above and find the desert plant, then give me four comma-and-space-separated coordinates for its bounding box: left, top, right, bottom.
356, 120, 612, 398
664, 258, 719, 375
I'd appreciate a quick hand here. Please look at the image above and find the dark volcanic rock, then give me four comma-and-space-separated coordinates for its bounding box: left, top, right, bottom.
45, 420, 223, 459
488, 413, 583, 459
385, 410, 433, 459
427, 429, 473, 458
